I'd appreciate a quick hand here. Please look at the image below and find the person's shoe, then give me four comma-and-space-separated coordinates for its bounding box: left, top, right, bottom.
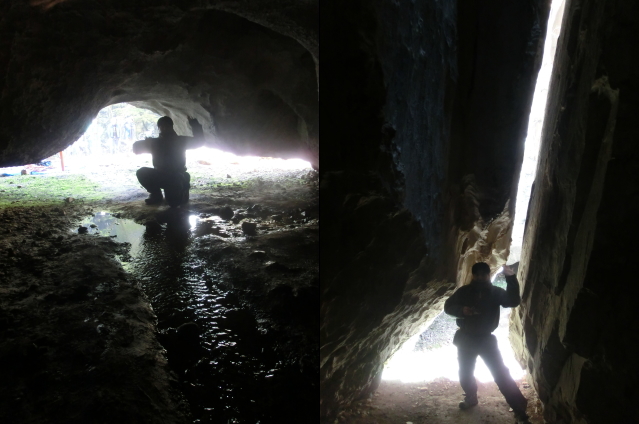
458, 394, 478, 410
144, 192, 163, 205
513, 410, 531, 424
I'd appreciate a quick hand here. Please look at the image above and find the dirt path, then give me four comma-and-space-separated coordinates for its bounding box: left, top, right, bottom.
339, 379, 544, 424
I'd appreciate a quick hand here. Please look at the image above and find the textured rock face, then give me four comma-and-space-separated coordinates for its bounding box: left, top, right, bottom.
321, 0, 549, 419
0, 0, 318, 167
510, 1, 639, 423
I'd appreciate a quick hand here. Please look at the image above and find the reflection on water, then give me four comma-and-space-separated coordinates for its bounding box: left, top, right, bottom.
77, 211, 307, 423
83, 211, 146, 257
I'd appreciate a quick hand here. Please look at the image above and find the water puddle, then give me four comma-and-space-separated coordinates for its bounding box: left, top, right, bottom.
76, 211, 305, 423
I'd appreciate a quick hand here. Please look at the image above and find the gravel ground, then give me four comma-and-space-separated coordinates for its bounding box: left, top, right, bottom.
414, 312, 458, 352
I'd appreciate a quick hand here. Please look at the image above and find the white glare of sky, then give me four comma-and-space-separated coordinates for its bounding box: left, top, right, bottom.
382, 310, 526, 383
509, 0, 566, 263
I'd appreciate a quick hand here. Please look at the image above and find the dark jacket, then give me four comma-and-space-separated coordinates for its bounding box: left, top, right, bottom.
444, 275, 521, 336
132, 124, 205, 172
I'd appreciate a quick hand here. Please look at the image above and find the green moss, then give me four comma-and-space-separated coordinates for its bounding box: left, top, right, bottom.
0, 174, 105, 207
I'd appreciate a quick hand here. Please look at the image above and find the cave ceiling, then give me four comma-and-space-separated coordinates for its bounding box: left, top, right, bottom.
0, 0, 319, 167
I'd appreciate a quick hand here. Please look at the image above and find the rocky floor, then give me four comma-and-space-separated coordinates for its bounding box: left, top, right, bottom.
0, 159, 318, 423
339, 378, 544, 424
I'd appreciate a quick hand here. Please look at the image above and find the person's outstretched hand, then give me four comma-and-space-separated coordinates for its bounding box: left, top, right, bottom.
503, 265, 515, 276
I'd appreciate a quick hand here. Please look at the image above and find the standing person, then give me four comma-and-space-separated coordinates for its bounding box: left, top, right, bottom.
444, 262, 530, 424
132, 115, 205, 207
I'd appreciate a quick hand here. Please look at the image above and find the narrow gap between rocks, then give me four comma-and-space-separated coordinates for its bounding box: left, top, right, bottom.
341, 1, 566, 422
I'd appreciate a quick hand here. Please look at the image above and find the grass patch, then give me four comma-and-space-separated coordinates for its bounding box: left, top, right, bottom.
0, 174, 106, 207
188, 170, 308, 192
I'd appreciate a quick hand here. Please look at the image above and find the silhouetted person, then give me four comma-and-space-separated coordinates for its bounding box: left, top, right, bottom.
132, 116, 205, 207
444, 262, 530, 424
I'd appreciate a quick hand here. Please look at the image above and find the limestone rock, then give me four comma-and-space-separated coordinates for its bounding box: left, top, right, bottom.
241, 221, 257, 236
509, 1, 639, 423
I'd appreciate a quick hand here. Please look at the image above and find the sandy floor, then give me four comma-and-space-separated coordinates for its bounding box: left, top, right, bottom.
340, 378, 544, 424
338, 277, 545, 424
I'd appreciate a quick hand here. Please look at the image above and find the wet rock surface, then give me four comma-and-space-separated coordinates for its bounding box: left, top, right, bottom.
0, 205, 189, 423
510, 1, 639, 423
0, 168, 318, 422
126, 210, 318, 423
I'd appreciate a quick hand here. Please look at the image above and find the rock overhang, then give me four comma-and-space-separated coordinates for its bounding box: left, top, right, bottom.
0, 0, 319, 167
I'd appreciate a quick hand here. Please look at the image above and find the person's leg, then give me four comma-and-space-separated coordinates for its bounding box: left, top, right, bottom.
182, 172, 190, 204
136, 167, 163, 204
479, 335, 528, 416
455, 331, 479, 408
164, 172, 187, 208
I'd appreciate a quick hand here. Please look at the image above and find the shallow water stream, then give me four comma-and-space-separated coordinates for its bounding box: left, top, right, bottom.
78, 211, 314, 423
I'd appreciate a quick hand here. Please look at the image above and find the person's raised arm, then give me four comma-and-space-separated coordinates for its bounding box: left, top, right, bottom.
185, 117, 206, 150
500, 265, 521, 307
132, 138, 152, 155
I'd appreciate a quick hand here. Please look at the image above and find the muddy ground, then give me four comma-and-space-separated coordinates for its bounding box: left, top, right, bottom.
0, 159, 318, 424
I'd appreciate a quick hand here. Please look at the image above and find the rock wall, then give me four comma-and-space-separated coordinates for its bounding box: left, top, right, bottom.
321, 0, 549, 419
0, 0, 318, 167
510, 1, 639, 423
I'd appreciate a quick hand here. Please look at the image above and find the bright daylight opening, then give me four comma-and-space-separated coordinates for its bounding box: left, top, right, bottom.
0, 103, 311, 179
382, 0, 566, 384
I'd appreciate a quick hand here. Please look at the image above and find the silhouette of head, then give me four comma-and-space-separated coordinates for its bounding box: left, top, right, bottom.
471, 262, 491, 282
157, 116, 174, 134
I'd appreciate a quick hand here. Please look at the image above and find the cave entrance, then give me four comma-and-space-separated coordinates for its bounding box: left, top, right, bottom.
59, 103, 312, 175
0, 102, 313, 207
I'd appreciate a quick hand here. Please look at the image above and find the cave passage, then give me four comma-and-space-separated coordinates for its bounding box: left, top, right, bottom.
0, 108, 318, 422
381, 0, 567, 386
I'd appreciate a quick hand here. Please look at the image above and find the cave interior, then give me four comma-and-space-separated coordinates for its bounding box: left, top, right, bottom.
0, 1, 318, 423
322, 0, 639, 423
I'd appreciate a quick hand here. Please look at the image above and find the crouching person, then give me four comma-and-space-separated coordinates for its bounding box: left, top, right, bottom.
132, 116, 205, 207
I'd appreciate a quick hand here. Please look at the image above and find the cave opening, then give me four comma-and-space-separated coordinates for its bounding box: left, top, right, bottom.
61, 103, 313, 173
0, 102, 312, 198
